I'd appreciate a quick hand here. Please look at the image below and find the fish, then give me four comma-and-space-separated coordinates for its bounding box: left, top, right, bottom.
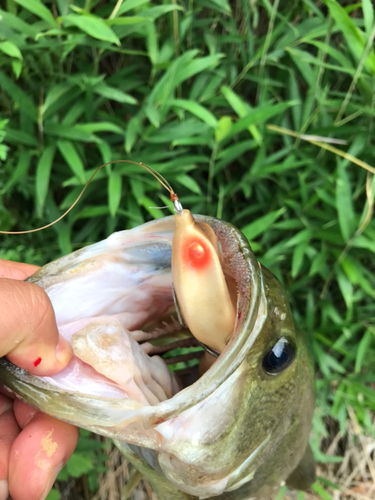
0, 214, 315, 499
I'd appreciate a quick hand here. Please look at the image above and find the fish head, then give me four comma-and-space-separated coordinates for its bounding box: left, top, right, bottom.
0, 215, 314, 498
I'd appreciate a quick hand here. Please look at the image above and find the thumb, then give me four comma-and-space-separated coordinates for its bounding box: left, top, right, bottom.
0, 278, 72, 376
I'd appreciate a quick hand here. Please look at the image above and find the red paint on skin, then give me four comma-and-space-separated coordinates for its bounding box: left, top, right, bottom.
182, 237, 211, 269
33, 357, 42, 367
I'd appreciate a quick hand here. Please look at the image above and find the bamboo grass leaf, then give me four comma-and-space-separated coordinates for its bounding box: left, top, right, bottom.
93, 82, 137, 104
169, 99, 218, 128
117, 0, 150, 16
336, 164, 356, 242
140, 5, 184, 19
362, 0, 374, 37
323, 0, 375, 73
226, 101, 298, 140
12, 0, 57, 27
36, 145, 56, 217
0, 70, 37, 122
0, 41, 22, 59
0, 9, 39, 37
57, 140, 86, 184
63, 14, 120, 45
221, 86, 261, 144
241, 208, 286, 241
108, 172, 122, 217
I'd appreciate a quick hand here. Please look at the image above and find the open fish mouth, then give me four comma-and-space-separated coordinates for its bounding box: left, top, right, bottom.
0, 215, 262, 432
0, 215, 315, 498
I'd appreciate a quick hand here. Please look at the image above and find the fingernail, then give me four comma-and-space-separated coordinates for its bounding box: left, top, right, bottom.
40, 462, 63, 500
55, 336, 72, 367
0, 480, 8, 500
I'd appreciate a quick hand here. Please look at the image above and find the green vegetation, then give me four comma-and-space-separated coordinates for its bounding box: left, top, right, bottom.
1, 0, 374, 498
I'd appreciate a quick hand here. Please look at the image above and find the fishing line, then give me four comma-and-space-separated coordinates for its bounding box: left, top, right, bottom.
0, 160, 183, 235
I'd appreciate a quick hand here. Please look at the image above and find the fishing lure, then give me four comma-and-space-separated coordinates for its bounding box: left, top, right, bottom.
1, 161, 237, 361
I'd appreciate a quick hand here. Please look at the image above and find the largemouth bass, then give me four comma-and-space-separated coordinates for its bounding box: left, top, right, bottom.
0, 215, 315, 499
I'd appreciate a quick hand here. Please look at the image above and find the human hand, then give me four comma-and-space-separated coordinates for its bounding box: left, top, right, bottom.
0, 259, 79, 500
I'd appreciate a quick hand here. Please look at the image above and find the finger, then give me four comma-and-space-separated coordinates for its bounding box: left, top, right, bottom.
9, 411, 78, 500
0, 259, 39, 281
0, 278, 72, 376
0, 395, 21, 500
13, 400, 38, 429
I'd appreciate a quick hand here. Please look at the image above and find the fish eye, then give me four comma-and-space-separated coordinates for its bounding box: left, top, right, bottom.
262, 337, 296, 375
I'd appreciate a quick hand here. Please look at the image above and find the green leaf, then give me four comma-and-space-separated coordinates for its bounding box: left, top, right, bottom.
215, 116, 232, 142
355, 329, 373, 373
66, 453, 94, 478
107, 16, 148, 26
63, 14, 120, 45
108, 172, 122, 217
323, 0, 375, 74
336, 267, 353, 309
336, 164, 356, 242
226, 101, 298, 140
36, 145, 56, 217
312, 482, 334, 500
11, 60, 22, 79
97, 139, 112, 164
141, 196, 164, 219
0, 9, 39, 37
0, 41, 22, 60
291, 241, 308, 278
145, 105, 161, 127
145, 22, 158, 66
130, 178, 144, 201
125, 114, 142, 153
169, 99, 218, 128
147, 119, 209, 143
45, 489, 60, 500
362, 0, 374, 37
241, 208, 286, 241
1, 151, 31, 195
42, 83, 75, 116
0, 71, 37, 122
46, 124, 97, 142
117, 0, 150, 15
93, 82, 137, 104
205, 0, 231, 14
57, 140, 86, 184
175, 55, 224, 87
175, 174, 202, 194
75, 122, 124, 134
141, 5, 184, 19
221, 86, 261, 144
12, 0, 57, 27
341, 257, 375, 298
147, 50, 198, 107
4, 128, 38, 146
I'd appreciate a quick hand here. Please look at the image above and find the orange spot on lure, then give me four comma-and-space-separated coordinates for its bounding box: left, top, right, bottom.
185, 240, 210, 268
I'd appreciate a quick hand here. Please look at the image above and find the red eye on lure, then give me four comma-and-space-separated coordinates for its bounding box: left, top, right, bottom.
187, 241, 208, 267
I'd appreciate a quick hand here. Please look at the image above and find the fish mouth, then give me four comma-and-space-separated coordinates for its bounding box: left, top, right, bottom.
0, 215, 265, 435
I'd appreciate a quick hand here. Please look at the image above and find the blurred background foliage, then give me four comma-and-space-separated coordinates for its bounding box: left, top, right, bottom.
1, 0, 375, 498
